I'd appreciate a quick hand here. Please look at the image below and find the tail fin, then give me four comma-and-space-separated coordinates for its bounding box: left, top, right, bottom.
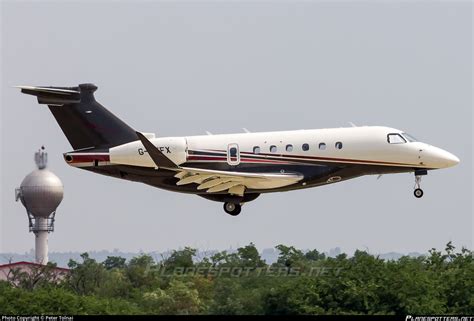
17, 83, 137, 150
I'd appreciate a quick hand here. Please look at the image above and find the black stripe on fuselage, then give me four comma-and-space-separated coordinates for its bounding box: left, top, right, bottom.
187, 149, 419, 168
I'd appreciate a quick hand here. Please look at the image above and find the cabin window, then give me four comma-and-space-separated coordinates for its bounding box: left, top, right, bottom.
229, 147, 237, 157
335, 142, 343, 150
253, 146, 260, 154
387, 133, 406, 144
319, 143, 326, 150
286, 144, 293, 152
270, 145, 277, 153
302, 143, 309, 151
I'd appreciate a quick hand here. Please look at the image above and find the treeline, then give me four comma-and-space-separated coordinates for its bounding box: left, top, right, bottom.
0, 242, 472, 315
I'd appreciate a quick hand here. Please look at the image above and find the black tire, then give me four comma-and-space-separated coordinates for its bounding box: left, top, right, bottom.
223, 202, 241, 216
414, 188, 424, 198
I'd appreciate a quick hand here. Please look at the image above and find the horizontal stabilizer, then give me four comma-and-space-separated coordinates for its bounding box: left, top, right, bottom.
17, 83, 138, 150
16, 85, 81, 105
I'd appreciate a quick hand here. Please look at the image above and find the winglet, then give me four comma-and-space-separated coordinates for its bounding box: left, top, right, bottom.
136, 132, 178, 169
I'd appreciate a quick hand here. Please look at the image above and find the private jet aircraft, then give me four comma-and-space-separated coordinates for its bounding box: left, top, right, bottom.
17, 83, 460, 215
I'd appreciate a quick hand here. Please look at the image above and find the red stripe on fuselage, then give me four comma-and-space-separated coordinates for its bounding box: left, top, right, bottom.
187, 155, 292, 165
66, 154, 110, 163
199, 149, 417, 167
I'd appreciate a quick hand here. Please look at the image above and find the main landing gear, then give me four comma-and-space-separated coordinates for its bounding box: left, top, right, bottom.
224, 202, 241, 216
413, 169, 428, 198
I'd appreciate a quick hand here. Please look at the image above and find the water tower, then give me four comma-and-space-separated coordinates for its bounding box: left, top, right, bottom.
15, 146, 64, 264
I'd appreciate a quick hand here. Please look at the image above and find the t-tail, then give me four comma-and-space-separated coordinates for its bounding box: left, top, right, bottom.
17, 83, 137, 151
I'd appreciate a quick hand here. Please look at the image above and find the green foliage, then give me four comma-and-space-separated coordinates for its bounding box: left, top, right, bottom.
236, 243, 266, 268
103, 256, 127, 270
67, 253, 108, 295
305, 249, 326, 262
142, 279, 202, 314
209, 278, 245, 315
126, 254, 157, 289
0, 282, 140, 314
209, 243, 266, 270
163, 247, 196, 270
263, 277, 326, 315
275, 244, 305, 269
0, 242, 472, 315
3, 261, 65, 290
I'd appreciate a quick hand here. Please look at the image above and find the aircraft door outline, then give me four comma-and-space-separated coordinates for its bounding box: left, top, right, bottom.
227, 143, 240, 166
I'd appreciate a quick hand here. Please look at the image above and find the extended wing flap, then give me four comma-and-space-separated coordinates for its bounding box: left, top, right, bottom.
206, 181, 242, 193
175, 166, 303, 195
228, 185, 245, 197
197, 177, 233, 190
177, 174, 214, 186
174, 171, 188, 179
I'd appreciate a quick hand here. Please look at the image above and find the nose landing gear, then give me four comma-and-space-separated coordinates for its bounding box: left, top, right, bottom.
224, 202, 242, 216
414, 187, 423, 198
413, 169, 427, 198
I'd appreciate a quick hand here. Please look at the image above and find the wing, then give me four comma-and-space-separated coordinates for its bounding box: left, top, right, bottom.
135, 132, 303, 196
174, 167, 303, 196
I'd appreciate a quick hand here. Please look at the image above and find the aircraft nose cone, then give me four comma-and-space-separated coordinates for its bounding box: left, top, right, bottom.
443, 151, 460, 168
427, 147, 460, 169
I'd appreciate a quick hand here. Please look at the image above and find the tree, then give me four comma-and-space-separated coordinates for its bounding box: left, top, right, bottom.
67, 253, 108, 295
1, 242, 472, 315
143, 280, 202, 314
237, 243, 266, 268
103, 256, 126, 270
162, 247, 196, 271
305, 249, 326, 261
96, 268, 133, 299
262, 278, 325, 315
5, 262, 65, 290
126, 254, 156, 289
274, 245, 305, 270
209, 279, 244, 315
0, 283, 141, 314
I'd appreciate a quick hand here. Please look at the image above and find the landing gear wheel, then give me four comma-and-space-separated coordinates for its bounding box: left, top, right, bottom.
414, 188, 424, 198
413, 172, 426, 199
224, 202, 241, 216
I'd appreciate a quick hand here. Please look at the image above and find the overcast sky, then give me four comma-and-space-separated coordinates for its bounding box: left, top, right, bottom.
1, 1, 472, 256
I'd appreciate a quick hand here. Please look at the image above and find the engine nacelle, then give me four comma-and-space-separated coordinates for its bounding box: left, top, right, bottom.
110, 136, 187, 167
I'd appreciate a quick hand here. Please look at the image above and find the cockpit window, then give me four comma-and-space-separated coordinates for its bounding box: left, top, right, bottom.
402, 133, 418, 142
387, 133, 406, 144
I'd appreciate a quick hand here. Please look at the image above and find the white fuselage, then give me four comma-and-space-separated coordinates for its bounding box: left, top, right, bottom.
108, 126, 459, 170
